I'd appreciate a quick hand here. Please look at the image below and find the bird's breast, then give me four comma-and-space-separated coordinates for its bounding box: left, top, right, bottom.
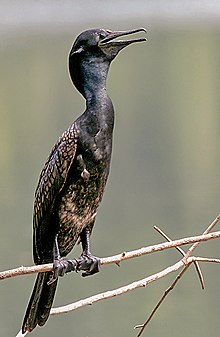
57, 150, 110, 256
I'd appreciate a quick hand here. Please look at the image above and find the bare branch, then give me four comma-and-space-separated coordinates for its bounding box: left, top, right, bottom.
101, 230, 220, 265
2, 227, 220, 281
50, 258, 190, 316
154, 225, 205, 289
0, 264, 53, 280
16, 254, 220, 337
13, 215, 220, 337
134, 256, 220, 336
50, 255, 220, 317
184, 214, 220, 259
154, 225, 186, 256
135, 215, 220, 336
193, 257, 220, 263
134, 262, 191, 336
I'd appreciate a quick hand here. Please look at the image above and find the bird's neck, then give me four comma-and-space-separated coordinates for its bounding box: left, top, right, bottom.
70, 55, 114, 123
70, 55, 111, 102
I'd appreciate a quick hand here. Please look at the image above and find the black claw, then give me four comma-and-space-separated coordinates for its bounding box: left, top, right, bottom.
47, 258, 77, 285
47, 273, 57, 285
77, 254, 100, 277
47, 234, 100, 285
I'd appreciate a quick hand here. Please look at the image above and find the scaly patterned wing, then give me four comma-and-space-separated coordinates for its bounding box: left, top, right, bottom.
33, 123, 79, 264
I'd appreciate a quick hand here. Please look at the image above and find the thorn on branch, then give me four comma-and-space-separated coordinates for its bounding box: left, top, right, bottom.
134, 324, 144, 329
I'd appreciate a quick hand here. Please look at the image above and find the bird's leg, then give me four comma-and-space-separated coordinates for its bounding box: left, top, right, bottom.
48, 229, 100, 284
77, 227, 100, 277
47, 235, 77, 284
77, 154, 90, 181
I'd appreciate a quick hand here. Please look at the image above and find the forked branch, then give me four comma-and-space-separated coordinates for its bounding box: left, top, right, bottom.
10, 214, 220, 337
135, 214, 220, 336
1, 224, 220, 281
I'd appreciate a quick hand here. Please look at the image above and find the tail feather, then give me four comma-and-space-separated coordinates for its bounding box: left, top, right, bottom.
22, 272, 58, 333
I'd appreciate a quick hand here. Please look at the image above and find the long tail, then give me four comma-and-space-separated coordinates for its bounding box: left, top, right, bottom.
22, 272, 58, 333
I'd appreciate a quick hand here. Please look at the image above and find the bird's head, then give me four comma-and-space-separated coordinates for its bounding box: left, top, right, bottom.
69, 28, 146, 98
69, 28, 147, 61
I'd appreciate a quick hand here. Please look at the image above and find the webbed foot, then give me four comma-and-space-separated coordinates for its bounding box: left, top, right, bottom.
47, 234, 78, 284
77, 254, 100, 277
48, 257, 77, 285
48, 229, 100, 284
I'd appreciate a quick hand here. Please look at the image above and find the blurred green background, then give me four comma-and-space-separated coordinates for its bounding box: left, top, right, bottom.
1, 1, 220, 336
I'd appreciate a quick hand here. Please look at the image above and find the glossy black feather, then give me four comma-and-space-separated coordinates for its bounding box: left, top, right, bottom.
22, 27, 146, 333
33, 123, 79, 264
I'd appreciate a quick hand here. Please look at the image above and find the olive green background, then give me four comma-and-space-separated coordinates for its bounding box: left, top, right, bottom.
1, 1, 220, 337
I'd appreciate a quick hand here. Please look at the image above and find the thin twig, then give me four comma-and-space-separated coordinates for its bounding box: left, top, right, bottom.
135, 256, 220, 337
184, 214, 220, 260
135, 215, 220, 336
135, 262, 192, 336
193, 257, 220, 263
154, 225, 205, 289
154, 225, 186, 256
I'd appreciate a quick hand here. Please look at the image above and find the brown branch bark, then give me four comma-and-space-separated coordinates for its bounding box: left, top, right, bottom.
135, 214, 220, 336
2, 228, 220, 281
12, 215, 220, 337
16, 256, 220, 337
154, 225, 205, 289
50, 256, 220, 316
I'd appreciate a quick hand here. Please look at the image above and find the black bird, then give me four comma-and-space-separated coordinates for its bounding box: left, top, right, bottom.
22, 27, 146, 333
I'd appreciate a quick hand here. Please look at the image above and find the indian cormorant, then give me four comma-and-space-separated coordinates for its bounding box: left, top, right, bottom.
22, 27, 146, 333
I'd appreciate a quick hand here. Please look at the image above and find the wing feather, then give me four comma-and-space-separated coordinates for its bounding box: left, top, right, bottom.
33, 123, 79, 263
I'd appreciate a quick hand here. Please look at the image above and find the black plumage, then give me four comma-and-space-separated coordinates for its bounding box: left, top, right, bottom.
22, 27, 146, 333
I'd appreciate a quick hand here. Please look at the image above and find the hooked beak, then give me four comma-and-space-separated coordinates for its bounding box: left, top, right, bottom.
99, 28, 147, 48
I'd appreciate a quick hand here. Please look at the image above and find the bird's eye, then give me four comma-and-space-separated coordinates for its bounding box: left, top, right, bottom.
99, 31, 107, 40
